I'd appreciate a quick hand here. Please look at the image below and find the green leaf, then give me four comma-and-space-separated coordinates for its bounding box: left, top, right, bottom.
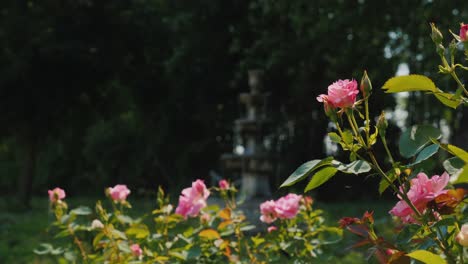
434, 92, 462, 109
328, 132, 341, 143
342, 130, 353, 145
126, 224, 150, 239
378, 170, 397, 194
318, 227, 343, 244
110, 229, 127, 240
117, 215, 134, 224
409, 144, 439, 166
382, 75, 437, 93
406, 250, 446, 264
240, 225, 256, 232
199, 229, 220, 240
396, 224, 421, 246
443, 157, 464, 175
93, 232, 105, 248
399, 125, 441, 158
70, 206, 92, 216
369, 127, 378, 146
332, 160, 371, 174
453, 164, 468, 184
280, 157, 333, 187
54, 229, 70, 239
304, 167, 338, 192
117, 241, 131, 253
34, 243, 53, 255
187, 246, 201, 259
436, 142, 468, 163
251, 236, 265, 247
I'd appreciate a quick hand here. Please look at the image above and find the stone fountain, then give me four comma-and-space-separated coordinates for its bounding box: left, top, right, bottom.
221, 69, 274, 200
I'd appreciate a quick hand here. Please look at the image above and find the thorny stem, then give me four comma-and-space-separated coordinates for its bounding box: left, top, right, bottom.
433, 224, 456, 264
380, 136, 395, 165
68, 225, 88, 262
364, 99, 371, 145
367, 140, 456, 262
367, 151, 422, 218
441, 55, 468, 96
334, 121, 371, 163
346, 112, 367, 148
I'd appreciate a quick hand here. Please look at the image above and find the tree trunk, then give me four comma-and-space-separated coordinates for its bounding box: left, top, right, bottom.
17, 136, 37, 208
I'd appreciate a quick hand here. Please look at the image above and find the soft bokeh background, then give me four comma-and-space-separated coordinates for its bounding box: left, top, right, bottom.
1, 0, 468, 205
1, 1, 468, 262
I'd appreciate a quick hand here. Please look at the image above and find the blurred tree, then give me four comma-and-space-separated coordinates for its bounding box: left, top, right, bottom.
1, 0, 468, 205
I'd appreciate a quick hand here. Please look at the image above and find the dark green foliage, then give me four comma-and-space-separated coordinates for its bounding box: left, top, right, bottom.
0, 1, 467, 202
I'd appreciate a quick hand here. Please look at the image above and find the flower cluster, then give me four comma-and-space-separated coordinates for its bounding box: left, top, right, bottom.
175, 179, 210, 218
389, 172, 449, 223
259, 193, 302, 224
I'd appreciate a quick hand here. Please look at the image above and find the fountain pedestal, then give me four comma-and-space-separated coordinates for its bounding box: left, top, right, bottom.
221, 70, 274, 200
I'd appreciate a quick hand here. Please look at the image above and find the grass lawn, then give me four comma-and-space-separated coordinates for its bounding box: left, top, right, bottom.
0, 196, 394, 263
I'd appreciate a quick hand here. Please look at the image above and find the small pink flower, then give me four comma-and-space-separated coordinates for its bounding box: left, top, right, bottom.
130, 243, 143, 257
267, 226, 277, 233
175, 180, 210, 218
219, 179, 230, 190
48, 187, 66, 203
389, 172, 449, 223
259, 200, 277, 223
108, 184, 131, 202
275, 193, 302, 219
200, 213, 211, 223
317, 79, 359, 109
456, 224, 468, 247
460, 23, 468, 42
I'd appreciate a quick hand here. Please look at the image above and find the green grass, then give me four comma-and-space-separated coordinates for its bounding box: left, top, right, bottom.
0, 197, 394, 263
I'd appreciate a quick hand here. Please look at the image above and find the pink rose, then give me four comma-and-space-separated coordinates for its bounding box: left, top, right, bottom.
108, 184, 131, 202
456, 224, 468, 247
389, 172, 449, 223
267, 226, 277, 233
219, 179, 230, 190
317, 79, 359, 109
259, 200, 277, 223
130, 243, 143, 257
48, 187, 66, 203
460, 23, 468, 42
175, 180, 210, 218
275, 193, 302, 219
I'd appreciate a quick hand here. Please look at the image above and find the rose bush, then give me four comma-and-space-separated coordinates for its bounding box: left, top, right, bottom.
36, 22, 468, 263
36, 180, 341, 263
281, 22, 468, 263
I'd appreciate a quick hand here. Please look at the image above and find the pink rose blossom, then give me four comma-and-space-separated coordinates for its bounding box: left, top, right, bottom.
130, 244, 143, 257
389, 172, 449, 223
219, 179, 230, 190
317, 79, 359, 109
460, 23, 468, 42
48, 187, 66, 203
108, 184, 131, 202
259, 200, 277, 223
175, 180, 210, 218
267, 226, 277, 233
456, 224, 468, 247
275, 193, 302, 219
